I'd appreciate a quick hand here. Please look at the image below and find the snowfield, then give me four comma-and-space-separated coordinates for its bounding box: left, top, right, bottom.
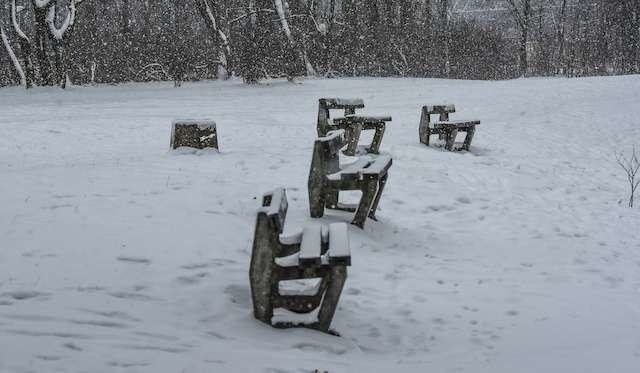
1, 76, 639, 373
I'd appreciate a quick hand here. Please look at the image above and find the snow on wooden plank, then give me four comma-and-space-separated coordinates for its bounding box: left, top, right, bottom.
362, 155, 393, 176
258, 188, 288, 232
329, 223, 351, 266
321, 97, 365, 108
272, 306, 319, 326
299, 225, 322, 266
424, 104, 456, 114
278, 278, 322, 296
279, 230, 303, 245
326, 157, 372, 181
341, 115, 393, 122
274, 252, 299, 268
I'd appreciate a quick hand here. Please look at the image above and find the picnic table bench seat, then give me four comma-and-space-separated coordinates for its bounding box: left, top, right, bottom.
317, 98, 392, 156
250, 188, 351, 333
308, 130, 392, 228
419, 105, 480, 151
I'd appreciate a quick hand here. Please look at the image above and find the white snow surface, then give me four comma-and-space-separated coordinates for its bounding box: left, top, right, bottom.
1, 76, 640, 372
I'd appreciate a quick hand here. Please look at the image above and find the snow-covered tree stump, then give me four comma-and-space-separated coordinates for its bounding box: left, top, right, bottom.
170, 120, 219, 150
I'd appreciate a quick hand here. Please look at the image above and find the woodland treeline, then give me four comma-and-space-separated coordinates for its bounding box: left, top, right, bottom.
1, 0, 639, 88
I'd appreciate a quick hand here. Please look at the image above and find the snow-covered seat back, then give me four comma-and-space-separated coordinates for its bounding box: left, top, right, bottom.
317, 97, 365, 136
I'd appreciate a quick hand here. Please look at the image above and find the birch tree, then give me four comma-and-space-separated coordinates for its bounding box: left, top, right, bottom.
1, 23, 27, 86
195, 0, 232, 79
273, 0, 315, 77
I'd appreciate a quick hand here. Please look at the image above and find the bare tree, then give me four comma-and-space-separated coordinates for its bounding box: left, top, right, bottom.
273, 0, 315, 77
616, 147, 640, 208
1, 23, 27, 86
195, 0, 232, 79
506, 0, 532, 77
3, 0, 86, 88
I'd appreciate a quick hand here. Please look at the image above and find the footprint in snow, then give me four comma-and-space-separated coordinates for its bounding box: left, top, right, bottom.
116, 256, 151, 265
291, 342, 348, 355
79, 309, 141, 322
63, 342, 83, 351
2, 291, 50, 301
224, 284, 251, 306
36, 355, 62, 361
70, 319, 129, 329
5, 329, 90, 339
108, 361, 150, 368
176, 272, 209, 285
115, 344, 187, 354
108, 292, 157, 302
181, 258, 236, 270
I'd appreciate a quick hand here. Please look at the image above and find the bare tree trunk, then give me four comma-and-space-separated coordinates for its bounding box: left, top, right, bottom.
195, 0, 232, 79
33, 3, 54, 85
11, 0, 33, 88
274, 0, 316, 77
555, 0, 568, 75
437, 0, 449, 77
507, 0, 531, 77
0, 25, 27, 87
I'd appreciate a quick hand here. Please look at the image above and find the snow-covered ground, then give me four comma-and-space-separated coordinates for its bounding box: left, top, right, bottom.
1, 76, 639, 373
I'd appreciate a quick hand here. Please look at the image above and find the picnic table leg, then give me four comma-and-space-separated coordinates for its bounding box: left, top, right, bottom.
316, 265, 347, 332
309, 184, 327, 218
344, 123, 363, 156
352, 181, 377, 228
462, 126, 475, 151
368, 173, 388, 221
445, 128, 458, 151
367, 123, 386, 154
325, 190, 339, 210
419, 110, 430, 145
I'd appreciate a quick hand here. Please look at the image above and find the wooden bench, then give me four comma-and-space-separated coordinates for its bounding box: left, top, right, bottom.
419, 105, 480, 151
170, 119, 219, 150
308, 130, 392, 228
317, 98, 392, 156
249, 188, 351, 333
317, 98, 365, 137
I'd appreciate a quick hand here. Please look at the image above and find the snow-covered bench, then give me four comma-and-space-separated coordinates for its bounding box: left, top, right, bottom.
308, 130, 392, 228
250, 188, 351, 333
419, 105, 480, 151
317, 98, 392, 156
170, 119, 219, 150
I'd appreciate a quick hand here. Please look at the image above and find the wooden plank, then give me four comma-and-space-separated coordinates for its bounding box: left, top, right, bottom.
423, 105, 456, 115
259, 188, 288, 232
321, 97, 365, 109
299, 225, 322, 266
433, 120, 481, 129
343, 115, 393, 123
319, 130, 346, 154
328, 223, 351, 266
361, 155, 392, 177
326, 157, 372, 181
